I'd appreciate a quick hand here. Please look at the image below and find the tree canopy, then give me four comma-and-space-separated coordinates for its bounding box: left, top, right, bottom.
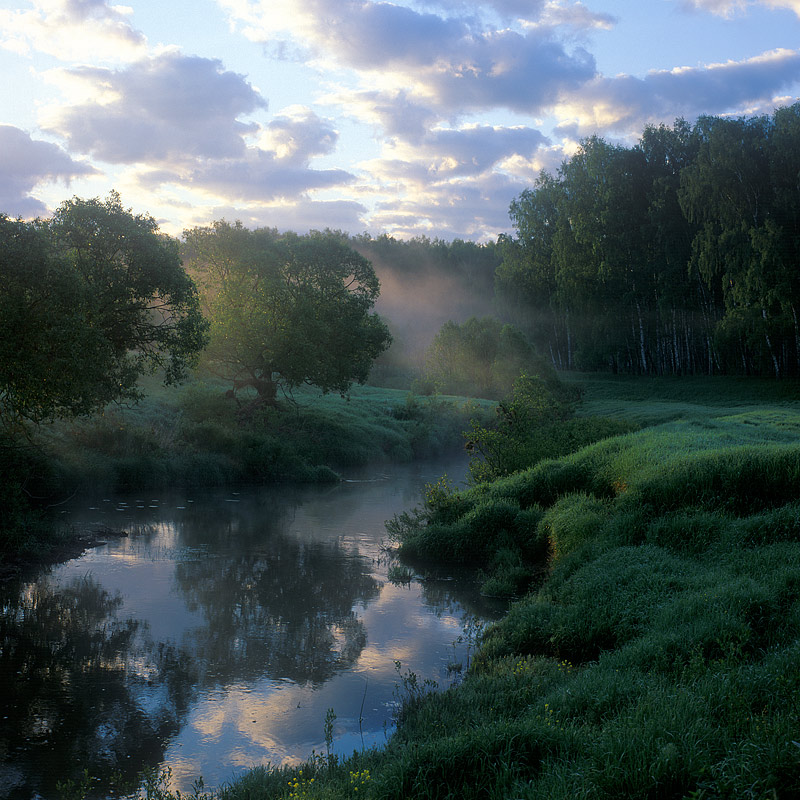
0, 193, 207, 427
182, 221, 392, 405
498, 103, 800, 377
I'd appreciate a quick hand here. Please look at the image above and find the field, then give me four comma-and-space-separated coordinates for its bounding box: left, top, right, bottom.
16, 374, 800, 799
204, 374, 800, 800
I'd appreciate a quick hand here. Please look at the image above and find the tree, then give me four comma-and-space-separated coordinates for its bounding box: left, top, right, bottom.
0, 193, 207, 428
182, 221, 392, 406
422, 316, 558, 399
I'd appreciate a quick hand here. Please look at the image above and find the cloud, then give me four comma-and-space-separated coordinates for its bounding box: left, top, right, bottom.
40, 46, 358, 206
417, 28, 595, 113
140, 149, 354, 203
0, 0, 146, 62
0, 125, 96, 217
191, 198, 368, 234
218, 0, 597, 114
134, 106, 355, 202
368, 171, 524, 240
376, 123, 550, 180
322, 89, 440, 146
408, 0, 547, 23
259, 106, 339, 164
555, 47, 800, 137
681, 0, 747, 14
41, 51, 267, 163
681, 0, 800, 17
533, 1, 617, 30
766, 0, 800, 14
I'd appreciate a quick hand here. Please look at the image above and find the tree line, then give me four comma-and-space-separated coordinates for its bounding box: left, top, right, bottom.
497, 103, 800, 377
0, 199, 504, 431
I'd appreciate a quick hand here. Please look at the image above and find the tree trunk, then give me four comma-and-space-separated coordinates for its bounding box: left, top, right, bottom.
229, 374, 279, 414
762, 308, 780, 378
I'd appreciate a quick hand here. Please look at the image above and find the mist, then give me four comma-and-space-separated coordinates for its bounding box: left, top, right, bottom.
350, 237, 501, 383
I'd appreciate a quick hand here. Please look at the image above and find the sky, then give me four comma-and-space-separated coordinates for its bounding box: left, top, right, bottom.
1, 0, 799, 241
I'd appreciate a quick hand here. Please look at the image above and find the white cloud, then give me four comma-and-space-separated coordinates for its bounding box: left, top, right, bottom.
191, 198, 368, 234
681, 0, 800, 17
368, 171, 525, 240
527, 1, 617, 30
259, 106, 339, 164
371, 123, 550, 180
0, 0, 146, 62
218, 0, 597, 115
555, 47, 800, 137
41, 51, 267, 163
130, 106, 354, 202
139, 149, 355, 203
0, 124, 96, 217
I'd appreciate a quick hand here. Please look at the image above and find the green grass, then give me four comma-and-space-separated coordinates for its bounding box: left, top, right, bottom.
200, 373, 800, 800
570, 372, 800, 425
26, 374, 800, 797
1, 374, 493, 566
27, 376, 493, 495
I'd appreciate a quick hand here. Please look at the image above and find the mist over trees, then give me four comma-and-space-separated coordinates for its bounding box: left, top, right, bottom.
498, 103, 800, 377
420, 316, 555, 400
182, 222, 392, 407
348, 234, 502, 383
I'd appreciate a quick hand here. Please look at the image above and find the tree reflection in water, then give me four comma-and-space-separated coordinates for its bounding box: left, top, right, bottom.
0, 464, 485, 797
0, 574, 196, 799
174, 531, 380, 686
0, 494, 380, 798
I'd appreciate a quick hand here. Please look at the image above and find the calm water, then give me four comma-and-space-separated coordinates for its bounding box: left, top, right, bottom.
0, 458, 502, 798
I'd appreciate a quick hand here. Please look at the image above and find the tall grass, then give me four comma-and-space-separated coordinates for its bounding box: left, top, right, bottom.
28, 378, 492, 497
38, 374, 800, 797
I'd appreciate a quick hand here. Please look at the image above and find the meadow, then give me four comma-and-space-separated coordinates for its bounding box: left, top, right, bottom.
195, 374, 800, 800
26, 374, 800, 798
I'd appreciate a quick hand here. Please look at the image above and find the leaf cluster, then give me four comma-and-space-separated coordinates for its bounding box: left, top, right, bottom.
0, 193, 207, 428
182, 221, 392, 401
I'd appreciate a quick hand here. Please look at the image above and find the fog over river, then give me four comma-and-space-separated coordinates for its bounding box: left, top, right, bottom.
0, 457, 503, 798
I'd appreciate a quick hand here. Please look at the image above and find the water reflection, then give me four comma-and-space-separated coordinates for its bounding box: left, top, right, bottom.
0, 459, 501, 797
0, 574, 195, 799
175, 529, 379, 686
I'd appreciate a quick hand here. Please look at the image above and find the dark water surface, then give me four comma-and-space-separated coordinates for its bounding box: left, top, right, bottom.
0, 458, 503, 798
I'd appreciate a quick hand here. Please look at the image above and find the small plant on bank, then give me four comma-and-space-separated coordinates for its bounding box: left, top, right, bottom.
387, 563, 414, 584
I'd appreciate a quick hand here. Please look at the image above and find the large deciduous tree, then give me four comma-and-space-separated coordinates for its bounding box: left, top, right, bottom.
0, 193, 207, 428
182, 221, 391, 406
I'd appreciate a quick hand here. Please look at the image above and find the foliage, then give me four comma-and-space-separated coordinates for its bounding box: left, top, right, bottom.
421, 317, 555, 400
182, 221, 391, 407
0, 193, 207, 428
465, 372, 635, 483
499, 103, 800, 377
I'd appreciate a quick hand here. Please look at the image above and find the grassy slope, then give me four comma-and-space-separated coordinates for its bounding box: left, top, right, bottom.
32, 376, 492, 489
1, 376, 492, 566
209, 375, 800, 800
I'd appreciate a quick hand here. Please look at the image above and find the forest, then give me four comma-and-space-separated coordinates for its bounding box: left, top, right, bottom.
497, 102, 800, 378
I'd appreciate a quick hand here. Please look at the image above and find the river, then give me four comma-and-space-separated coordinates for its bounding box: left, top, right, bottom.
0, 458, 503, 798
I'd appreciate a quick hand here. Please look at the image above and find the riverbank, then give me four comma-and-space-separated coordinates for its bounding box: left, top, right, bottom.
208, 375, 800, 799
0, 376, 494, 570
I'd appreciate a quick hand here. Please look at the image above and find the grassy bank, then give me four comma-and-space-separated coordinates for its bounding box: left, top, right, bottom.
0, 376, 493, 567
189, 375, 800, 800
